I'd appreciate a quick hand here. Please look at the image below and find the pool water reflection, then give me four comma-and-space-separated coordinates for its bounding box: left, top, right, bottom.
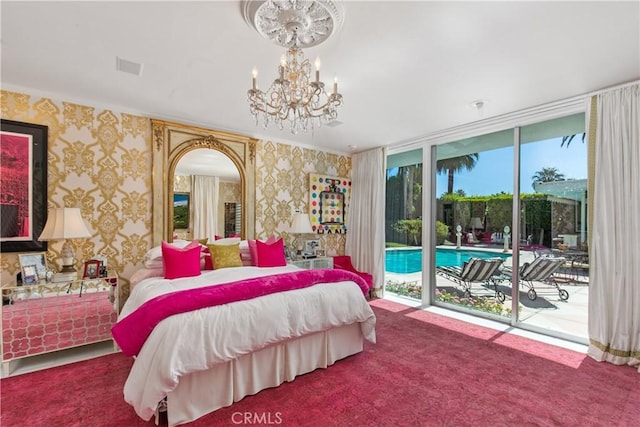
385, 248, 511, 274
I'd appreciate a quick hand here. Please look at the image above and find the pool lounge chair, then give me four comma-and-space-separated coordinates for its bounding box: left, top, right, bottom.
520, 255, 569, 301
436, 257, 505, 299
500, 255, 569, 302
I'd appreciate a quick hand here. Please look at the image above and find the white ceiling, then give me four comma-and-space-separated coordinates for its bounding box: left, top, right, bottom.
1, 1, 638, 156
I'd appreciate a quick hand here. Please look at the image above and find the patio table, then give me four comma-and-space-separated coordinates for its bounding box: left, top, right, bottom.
551, 249, 589, 283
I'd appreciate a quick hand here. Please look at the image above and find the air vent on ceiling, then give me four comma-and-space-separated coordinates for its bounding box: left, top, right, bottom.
116, 56, 143, 76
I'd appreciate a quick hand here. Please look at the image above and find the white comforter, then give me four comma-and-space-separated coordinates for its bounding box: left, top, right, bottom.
119, 265, 377, 420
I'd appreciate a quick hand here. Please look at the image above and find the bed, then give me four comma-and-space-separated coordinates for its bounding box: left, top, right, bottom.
113, 263, 376, 426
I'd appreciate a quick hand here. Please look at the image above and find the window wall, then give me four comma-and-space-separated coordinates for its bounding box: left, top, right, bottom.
516, 115, 588, 340
434, 129, 514, 319
385, 149, 423, 299
385, 109, 589, 343
430, 113, 587, 341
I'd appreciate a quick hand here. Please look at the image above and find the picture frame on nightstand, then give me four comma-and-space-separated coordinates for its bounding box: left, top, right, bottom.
286, 246, 298, 261
18, 252, 47, 284
21, 264, 38, 285
83, 259, 101, 279
304, 239, 320, 256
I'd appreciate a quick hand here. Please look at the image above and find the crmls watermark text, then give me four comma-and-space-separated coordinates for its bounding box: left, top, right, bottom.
231, 412, 283, 425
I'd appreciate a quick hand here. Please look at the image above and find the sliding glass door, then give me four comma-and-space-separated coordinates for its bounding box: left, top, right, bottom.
406, 112, 589, 343
433, 129, 514, 319
385, 149, 423, 300
516, 114, 588, 340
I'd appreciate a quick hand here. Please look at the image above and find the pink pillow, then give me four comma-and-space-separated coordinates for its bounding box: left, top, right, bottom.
248, 235, 277, 266
161, 240, 202, 279
248, 240, 258, 265
256, 238, 286, 267
202, 247, 213, 270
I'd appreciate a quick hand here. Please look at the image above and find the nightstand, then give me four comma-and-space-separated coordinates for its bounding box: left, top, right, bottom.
1, 275, 119, 376
289, 257, 334, 270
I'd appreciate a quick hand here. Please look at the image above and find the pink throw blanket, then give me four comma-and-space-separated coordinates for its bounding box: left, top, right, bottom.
112, 269, 369, 357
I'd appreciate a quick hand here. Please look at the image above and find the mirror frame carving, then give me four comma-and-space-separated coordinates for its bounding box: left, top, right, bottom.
151, 119, 257, 245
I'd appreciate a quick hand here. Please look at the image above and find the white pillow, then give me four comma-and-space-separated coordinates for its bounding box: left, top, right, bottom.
144, 258, 164, 269
143, 239, 208, 269
211, 237, 241, 245
144, 239, 192, 263
130, 267, 164, 289
238, 240, 252, 265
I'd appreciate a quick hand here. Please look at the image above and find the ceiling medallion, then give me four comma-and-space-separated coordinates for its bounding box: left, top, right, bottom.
243, 0, 344, 48
243, 1, 345, 134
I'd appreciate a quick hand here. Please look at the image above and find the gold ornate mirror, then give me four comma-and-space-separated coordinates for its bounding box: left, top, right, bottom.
151, 119, 257, 245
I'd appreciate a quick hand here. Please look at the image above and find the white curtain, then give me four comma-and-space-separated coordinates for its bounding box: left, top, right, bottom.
346, 148, 386, 296
587, 83, 640, 371
191, 175, 219, 242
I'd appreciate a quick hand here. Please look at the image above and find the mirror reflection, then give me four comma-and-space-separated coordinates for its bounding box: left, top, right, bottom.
172, 148, 242, 241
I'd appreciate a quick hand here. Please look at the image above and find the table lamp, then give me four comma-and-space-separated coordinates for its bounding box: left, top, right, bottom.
38, 208, 92, 277
291, 211, 313, 258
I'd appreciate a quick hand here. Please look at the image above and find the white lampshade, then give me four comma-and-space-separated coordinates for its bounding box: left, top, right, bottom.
291, 212, 313, 234
39, 208, 91, 274
39, 208, 92, 241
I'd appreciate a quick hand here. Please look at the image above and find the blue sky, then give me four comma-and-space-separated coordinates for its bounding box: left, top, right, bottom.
436, 137, 588, 197
174, 193, 189, 206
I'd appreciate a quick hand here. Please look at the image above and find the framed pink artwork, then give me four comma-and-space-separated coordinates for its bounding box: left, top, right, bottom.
0, 119, 48, 252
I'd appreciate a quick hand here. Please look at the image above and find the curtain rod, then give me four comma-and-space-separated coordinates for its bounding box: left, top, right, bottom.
588, 79, 639, 97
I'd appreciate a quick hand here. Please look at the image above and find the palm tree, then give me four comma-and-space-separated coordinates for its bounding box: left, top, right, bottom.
436, 154, 479, 194
531, 167, 565, 189
561, 133, 586, 148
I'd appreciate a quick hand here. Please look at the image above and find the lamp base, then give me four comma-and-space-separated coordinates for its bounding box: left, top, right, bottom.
60, 264, 77, 273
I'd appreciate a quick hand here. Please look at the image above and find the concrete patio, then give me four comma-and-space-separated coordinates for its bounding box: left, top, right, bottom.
384, 247, 589, 342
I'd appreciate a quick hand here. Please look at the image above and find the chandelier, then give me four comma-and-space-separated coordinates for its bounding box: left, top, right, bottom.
243, 0, 345, 134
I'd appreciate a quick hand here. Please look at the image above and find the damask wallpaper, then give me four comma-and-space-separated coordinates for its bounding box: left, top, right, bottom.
0, 90, 151, 300
255, 141, 351, 257
0, 90, 352, 296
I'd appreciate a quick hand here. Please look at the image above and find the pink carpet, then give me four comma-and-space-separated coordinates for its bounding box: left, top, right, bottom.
1, 298, 638, 426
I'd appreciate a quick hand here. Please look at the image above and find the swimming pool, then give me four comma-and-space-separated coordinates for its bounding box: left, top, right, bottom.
385, 248, 511, 274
